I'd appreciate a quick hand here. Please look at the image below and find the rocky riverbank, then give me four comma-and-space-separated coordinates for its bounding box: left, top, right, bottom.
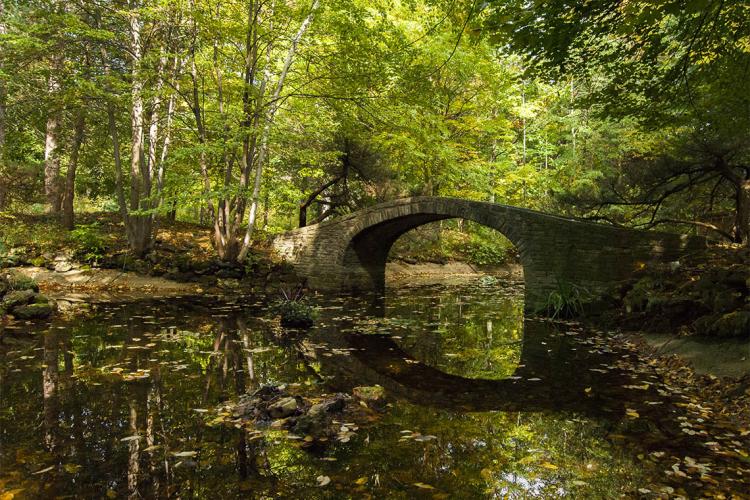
0, 271, 57, 321
599, 245, 749, 339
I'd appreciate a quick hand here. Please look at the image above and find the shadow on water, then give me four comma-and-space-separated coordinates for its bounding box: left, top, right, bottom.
303, 320, 630, 416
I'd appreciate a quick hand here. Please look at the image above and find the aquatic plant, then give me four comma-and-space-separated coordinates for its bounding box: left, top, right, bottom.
274, 285, 315, 328
543, 279, 591, 319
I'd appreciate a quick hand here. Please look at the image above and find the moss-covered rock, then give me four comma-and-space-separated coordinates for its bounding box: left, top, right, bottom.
2, 289, 36, 309
609, 246, 749, 338
12, 301, 55, 320
699, 311, 750, 337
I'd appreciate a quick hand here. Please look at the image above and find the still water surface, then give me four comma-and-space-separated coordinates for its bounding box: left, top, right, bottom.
1, 279, 749, 498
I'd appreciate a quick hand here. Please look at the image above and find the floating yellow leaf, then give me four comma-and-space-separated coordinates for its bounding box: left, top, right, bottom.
540, 462, 558, 470
0, 489, 25, 500
413, 482, 435, 489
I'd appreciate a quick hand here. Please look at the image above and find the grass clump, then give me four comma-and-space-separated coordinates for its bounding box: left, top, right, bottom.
273, 286, 315, 328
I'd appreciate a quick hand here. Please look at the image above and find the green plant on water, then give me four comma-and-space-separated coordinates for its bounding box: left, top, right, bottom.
69, 223, 107, 265
272, 285, 315, 328
543, 279, 591, 319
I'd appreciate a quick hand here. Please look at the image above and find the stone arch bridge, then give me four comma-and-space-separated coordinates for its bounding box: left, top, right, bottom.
272, 197, 705, 310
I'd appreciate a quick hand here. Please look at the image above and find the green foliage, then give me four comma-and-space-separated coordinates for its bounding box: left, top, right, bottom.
272, 287, 316, 328
464, 230, 514, 266
390, 221, 515, 266
542, 279, 591, 319
5, 272, 40, 293
68, 223, 107, 265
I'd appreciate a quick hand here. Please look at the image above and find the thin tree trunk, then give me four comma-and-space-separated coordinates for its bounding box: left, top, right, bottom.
0, 0, 6, 174
146, 50, 167, 200
237, 0, 320, 262
521, 81, 526, 165
737, 178, 750, 247
156, 57, 180, 210
62, 111, 85, 229
98, 28, 128, 225
44, 58, 63, 213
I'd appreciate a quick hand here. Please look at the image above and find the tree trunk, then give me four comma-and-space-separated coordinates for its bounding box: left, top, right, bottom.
237, 0, 320, 262
126, 1, 152, 257
0, 0, 6, 172
44, 75, 62, 213
167, 199, 177, 223
738, 178, 750, 247
62, 111, 85, 229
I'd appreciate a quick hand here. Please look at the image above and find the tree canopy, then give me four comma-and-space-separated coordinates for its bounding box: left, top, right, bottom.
0, 0, 748, 262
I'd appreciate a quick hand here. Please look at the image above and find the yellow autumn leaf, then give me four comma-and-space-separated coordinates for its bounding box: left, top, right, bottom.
413, 482, 435, 489
0, 489, 25, 500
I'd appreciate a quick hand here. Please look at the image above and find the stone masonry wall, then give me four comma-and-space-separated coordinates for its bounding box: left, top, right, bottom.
273, 197, 706, 310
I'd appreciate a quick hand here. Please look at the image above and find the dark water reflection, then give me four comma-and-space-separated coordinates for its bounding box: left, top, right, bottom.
1, 281, 748, 498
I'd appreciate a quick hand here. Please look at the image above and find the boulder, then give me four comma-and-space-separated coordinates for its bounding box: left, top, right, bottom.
712, 311, 750, 337
216, 267, 244, 279
308, 394, 347, 417
268, 397, 300, 419
2, 289, 36, 309
12, 301, 55, 320
294, 394, 348, 438
352, 385, 385, 403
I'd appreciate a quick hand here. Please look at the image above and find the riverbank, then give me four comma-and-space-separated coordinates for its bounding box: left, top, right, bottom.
598, 244, 749, 339
386, 260, 523, 287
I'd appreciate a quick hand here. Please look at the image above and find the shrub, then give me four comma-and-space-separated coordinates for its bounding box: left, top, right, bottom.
6, 272, 39, 293
69, 223, 107, 265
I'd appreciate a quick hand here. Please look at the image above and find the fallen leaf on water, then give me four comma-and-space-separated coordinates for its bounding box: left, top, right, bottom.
540, 462, 558, 470
63, 463, 82, 474
32, 466, 55, 475
626, 409, 640, 418
317, 475, 331, 487
172, 451, 197, 458
355, 476, 368, 485
413, 482, 435, 489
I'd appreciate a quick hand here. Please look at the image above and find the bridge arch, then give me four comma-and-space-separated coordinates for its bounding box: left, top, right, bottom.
273, 197, 705, 310
343, 212, 526, 294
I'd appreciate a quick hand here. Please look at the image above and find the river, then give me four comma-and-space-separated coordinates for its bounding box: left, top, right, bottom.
1, 277, 748, 498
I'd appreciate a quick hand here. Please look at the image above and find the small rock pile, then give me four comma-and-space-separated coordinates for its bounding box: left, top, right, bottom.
218, 384, 387, 447
0, 272, 56, 321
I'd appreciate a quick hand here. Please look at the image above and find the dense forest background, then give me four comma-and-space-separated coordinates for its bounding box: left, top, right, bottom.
0, 0, 748, 265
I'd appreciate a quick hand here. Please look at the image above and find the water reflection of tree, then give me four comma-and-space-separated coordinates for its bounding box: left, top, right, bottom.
42, 330, 60, 452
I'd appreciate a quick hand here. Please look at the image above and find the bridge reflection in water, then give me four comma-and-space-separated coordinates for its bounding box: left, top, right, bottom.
299, 312, 629, 417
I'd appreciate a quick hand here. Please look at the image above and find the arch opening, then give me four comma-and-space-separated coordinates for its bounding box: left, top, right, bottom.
347, 217, 526, 380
